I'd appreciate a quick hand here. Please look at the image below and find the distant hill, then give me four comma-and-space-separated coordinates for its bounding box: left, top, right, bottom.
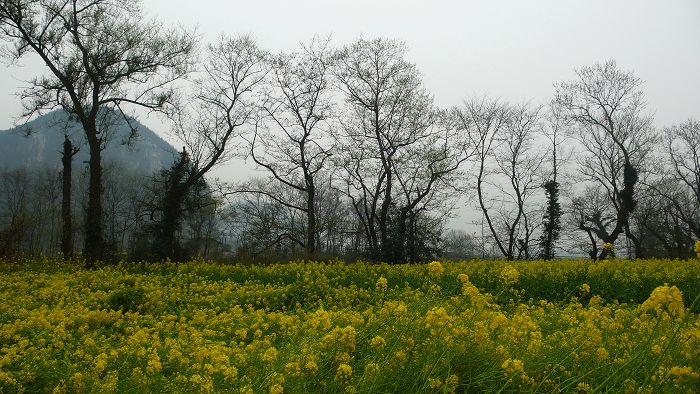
0, 110, 176, 174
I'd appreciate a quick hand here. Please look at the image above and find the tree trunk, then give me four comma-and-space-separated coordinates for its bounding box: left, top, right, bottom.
380, 170, 392, 261
84, 127, 103, 268
625, 224, 644, 258
394, 207, 409, 263
61, 136, 75, 260
305, 183, 316, 256
598, 162, 638, 260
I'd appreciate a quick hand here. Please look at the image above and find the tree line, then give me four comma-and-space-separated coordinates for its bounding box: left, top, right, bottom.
1, 0, 698, 265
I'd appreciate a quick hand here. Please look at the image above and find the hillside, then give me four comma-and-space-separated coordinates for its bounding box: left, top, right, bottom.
0, 110, 176, 174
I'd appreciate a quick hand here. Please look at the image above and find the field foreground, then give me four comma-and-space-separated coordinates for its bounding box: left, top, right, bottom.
1, 258, 699, 393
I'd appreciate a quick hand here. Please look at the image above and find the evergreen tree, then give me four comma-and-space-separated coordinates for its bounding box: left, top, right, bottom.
539, 180, 562, 259
139, 148, 209, 261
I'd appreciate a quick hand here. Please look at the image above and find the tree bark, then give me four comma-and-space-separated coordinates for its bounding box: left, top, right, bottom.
61, 136, 77, 260
84, 125, 103, 268
306, 182, 316, 256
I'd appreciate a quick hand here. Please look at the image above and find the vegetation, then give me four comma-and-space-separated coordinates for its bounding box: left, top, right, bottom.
1, 3, 698, 264
0, 257, 698, 393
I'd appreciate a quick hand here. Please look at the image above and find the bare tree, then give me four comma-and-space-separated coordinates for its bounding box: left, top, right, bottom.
494, 102, 545, 259
663, 119, 700, 238
632, 185, 695, 258
454, 97, 545, 260
156, 35, 267, 261
567, 185, 616, 259
392, 113, 473, 261
246, 38, 334, 256
0, 0, 196, 266
554, 60, 656, 259
632, 118, 700, 258
334, 37, 436, 261
229, 179, 307, 260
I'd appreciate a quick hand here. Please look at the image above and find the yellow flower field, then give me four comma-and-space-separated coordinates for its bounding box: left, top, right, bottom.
1, 258, 699, 393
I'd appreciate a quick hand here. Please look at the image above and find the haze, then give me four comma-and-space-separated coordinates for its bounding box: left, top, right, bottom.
1, 0, 698, 236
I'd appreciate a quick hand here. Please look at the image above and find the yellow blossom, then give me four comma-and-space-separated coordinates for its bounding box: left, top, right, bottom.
304, 360, 318, 373
93, 352, 108, 374
501, 358, 524, 374
364, 363, 380, 376
428, 377, 442, 389
668, 366, 698, 383
336, 363, 353, 380
370, 335, 386, 347
375, 276, 388, 291
500, 265, 520, 285
427, 261, 445, 278
146, 355, 162, 374
641, 284, 685, 319
262, 347, 279, 362
596, 347, 609, 361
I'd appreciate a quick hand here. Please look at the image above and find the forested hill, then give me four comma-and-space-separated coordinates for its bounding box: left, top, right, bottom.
0, 110, 176, 174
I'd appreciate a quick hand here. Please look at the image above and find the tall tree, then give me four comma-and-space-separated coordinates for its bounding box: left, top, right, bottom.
334, 37, 435, 261
455, 98, 544, 260
663, 119, 700, 238
163, 35, 266, 260
554, 60, 655, 260
0, 0, 196, 266
636, 118, 700, 258
247, 38, 334, 256
538, 105, 567, 260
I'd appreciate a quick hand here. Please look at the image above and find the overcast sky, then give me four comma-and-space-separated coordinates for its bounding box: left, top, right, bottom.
1, 0, 699, 232
2, 0, 699, 131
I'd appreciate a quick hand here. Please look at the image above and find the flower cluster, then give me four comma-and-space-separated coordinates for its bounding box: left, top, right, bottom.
375, 276, 388, 291
641, 284, 686, 320
499, 264, 520, 285
427, 261, 444, 278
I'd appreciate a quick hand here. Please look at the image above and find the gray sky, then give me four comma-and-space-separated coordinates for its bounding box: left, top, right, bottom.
1, 0, 699, 233
2, 0, 699, 128
1, 0, 699, 131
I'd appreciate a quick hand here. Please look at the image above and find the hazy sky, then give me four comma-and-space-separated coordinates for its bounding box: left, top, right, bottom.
2, 0, 699, 128
1, 0, 699, 232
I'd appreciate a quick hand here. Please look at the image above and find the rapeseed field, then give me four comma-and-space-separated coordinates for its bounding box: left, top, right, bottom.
0, 258, 699, 393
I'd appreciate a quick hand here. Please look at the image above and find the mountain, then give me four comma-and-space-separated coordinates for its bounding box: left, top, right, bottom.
0, 110, 176, 174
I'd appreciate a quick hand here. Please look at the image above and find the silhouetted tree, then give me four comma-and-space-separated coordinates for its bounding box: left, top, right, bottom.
334, 38, 440, 262
555, 60, 655, 260
152, 149, 194, 260
248, 37, 334, 257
